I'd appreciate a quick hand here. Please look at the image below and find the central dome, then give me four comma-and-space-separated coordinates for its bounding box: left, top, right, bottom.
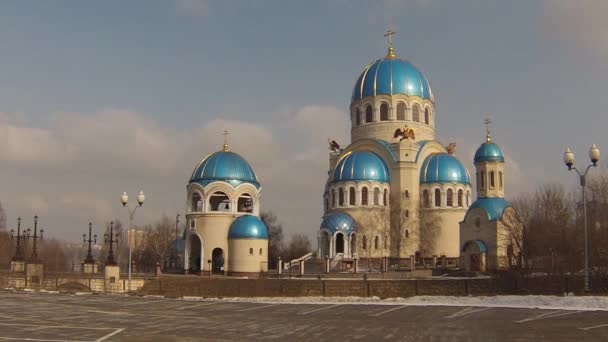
352, 56, 433, 102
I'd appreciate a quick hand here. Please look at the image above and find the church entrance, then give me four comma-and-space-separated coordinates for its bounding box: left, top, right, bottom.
335, 233, 344, 254
189, 235, 202, 273
470, 254, 483, 272
212, 248, 224, 274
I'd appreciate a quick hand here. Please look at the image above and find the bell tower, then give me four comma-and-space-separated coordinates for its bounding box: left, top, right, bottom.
474, 119, 505, 199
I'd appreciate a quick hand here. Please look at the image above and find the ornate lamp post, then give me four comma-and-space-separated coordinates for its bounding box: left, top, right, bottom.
174, 213, 180, 269
121, 191, 145, 292
10, 217, 27, 261
104, 221, 119, 266
563, 144, 600, 292
83, 222, 97, 264
28, 215, 44, 262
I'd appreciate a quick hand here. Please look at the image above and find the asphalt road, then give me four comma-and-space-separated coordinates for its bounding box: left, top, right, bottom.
0, 291, 607, 341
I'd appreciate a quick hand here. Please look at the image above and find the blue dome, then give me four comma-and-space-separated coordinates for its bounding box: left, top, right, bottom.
333, 151, 390, 183
228, 215, 268, 239
420, 153, 471, 184
474, 142, 505, 163
468, 198, 511, 221
352, 57, 433, 101
190, 151, 259, 188
320, 212, 357, 234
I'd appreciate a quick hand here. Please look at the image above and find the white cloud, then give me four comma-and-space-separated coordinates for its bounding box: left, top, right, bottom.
176, 0, 209, 17
542, 0, 608, 59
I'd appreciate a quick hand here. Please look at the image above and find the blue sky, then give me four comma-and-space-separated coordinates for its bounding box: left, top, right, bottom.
1, 0, 607, 240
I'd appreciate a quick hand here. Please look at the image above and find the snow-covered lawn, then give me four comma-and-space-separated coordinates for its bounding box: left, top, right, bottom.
184, 295, 608, 311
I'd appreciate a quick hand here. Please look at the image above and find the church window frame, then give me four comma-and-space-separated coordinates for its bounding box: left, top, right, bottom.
361, 187, 369, 206
362, 235, 367, 250
339, 188, 345, 207
355, 107, 361, 126
332, 189, 337, 208
466, 191, 471, 207
490, 171, 495, 189
209, 191, 231, 212
396, 102, 406, 121
424, 107, 431, 125
365, 105, 373, 123
249, 248, 254, 256
383, 189, 388, 206
380, 102, 389, 121
480, 172, 486, 190
457, 189, 463, 207
349, 187, 356, 206
191, 191, 203, 213
373, 188, 380, 206
499, 171, 503, 189
412, 104, 421, 122
434, 188, 441, 208
374, 236, 379, 249
422, 190, 430, 208
447, 189, 454, 207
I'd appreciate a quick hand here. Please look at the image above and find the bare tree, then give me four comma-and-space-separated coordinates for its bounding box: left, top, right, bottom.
145, 215, 174, 269
282, 234, 312, 261
355, 208, 390, 270
0, 201, 6, 231
260, 211, 283, 268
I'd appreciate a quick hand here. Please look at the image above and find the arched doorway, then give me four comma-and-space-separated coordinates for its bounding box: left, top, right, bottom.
212, 248, 224, 274
350, 234, 356, 258
462, 240, 487, 272
335, 233, 344, 254
189, 234, 202, 273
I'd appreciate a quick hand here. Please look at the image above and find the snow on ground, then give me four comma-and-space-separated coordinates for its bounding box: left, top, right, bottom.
182, 295, 608, 311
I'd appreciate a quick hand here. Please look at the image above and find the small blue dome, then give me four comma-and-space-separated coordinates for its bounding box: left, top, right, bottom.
320, 212, 357, 234
468, 198, 511, 221
352, 57, 433, 101
190, 151, 259, 188
333, 151, 390, 183
228, 215, 268, 239
420, 153, 471, 184
474, 142, 504, 163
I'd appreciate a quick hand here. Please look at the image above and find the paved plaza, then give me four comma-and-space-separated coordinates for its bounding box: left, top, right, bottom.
1, 290, 608, 341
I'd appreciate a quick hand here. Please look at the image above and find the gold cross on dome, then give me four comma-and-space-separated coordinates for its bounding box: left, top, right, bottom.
384, 30, 396, 58
222, 129, 230, 151
484, 118, 492, 142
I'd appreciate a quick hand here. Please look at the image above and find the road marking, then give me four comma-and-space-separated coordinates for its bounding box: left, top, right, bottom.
177, 302, 218, 310
516, 310, 582, 323
579, 323, 608, 331
95, 328, 126, 342
445, 307, 491, 319
299, 304, 342, 315
120, 299, 165, 307
370, 306, 407, 317
237, 304, 276, 312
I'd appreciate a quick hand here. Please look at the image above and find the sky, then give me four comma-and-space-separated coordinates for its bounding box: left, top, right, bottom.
1, 0, 608, 241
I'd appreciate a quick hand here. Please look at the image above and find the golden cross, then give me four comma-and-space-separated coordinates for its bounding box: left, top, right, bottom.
484, 118, 492, 142
222, 129, 229, 151
384, 30, 396, 58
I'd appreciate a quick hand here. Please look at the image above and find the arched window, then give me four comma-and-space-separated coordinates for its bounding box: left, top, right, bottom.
249, 248, 253, 255
480, 172, 486, 189
405, 190, 409, 198
499, 171, 504, 189
396, 102, 406, 120
339, 188, 344, 206
447, 189, 454, 207
259, 248, 263, 256
423, 190, 430, 208
424, 108, 430, 124
363, 235, 367, 250
324, 197, 329, 212
490, 171, 495, 189
412, 104, 421, 122
374, 236, 379, 249
237, 193, 253, 213
361, 187, 368, 205
383, 189, 388, 206
373, 188, 380, 206
405, 209, 409, 218
349, 187, 356, 205
209, 191, 230, 212
380, 103, 389, 121
434, 189, 441, 207
332, 189, 337, 207
458, 189, 463, 207
355, 108, 361, 126
191, 192, 202, 212
466, 191, 470, 207
365, 105, 373, 123
405, 230, 409, 238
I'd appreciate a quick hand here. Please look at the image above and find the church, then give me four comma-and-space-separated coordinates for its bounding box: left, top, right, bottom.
318, 32, 520, 271
180, 33, 520, 275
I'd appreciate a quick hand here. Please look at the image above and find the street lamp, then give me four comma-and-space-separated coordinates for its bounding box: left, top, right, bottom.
10, 217, 26, 261
175, 213, 180, 269
28, 215, 44, 262
104, 221, 119, 265
563, 144, 600, 292
121, 190, 145, 292
83, 222, 97, 264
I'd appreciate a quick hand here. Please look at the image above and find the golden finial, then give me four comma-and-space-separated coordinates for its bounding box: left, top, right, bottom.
484, 118, 492, 142
384, 29, 396, 59
222, 129, 230, 151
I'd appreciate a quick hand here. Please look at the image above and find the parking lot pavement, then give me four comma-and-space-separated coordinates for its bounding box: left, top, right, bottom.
1, 291, 608, 341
